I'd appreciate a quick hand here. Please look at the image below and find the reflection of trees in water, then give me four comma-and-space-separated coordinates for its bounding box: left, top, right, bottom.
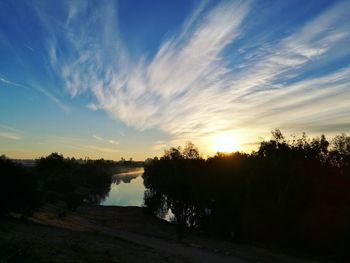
96, 172, 142, 204
111, 173, 140, 185
32, 153, 115, 209
143, 133, 350, 251
143, 189, 168, 219
1, 153, 145, 213
86, 184, 111, 204
143, 143, 205, 237
143, 186, 203, 230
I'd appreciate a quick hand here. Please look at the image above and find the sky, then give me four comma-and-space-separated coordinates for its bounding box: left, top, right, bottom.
0, 0, 350, 160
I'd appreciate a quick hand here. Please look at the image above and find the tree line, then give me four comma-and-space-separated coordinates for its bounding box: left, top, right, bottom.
143, 130, 350, 256
0, 153, 142, 215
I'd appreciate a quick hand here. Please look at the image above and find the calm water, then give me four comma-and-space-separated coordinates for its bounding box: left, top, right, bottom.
100, 168, 175, 221
100, 168, 146, 207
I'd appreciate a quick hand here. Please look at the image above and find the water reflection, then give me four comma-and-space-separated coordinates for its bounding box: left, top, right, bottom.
100, 169, 145, 207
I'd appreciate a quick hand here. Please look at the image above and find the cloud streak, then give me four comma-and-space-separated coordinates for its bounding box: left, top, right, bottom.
88, 145, 119, 154
151, 141, 168, 152
0, 132, 21, 140
0, 76, 71, 113
44, 0, 350, 149
0, 124, 22, 140
49, 135, 119, 155
92, 134, 119, 145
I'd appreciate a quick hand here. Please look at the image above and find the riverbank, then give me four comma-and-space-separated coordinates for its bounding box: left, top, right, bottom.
0, 204, 327, 263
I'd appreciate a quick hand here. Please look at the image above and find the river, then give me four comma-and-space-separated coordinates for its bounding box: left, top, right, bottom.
100, 168, 146, 207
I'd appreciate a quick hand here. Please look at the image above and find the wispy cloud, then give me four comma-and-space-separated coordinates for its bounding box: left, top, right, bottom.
0, 124, 22, 140
0, 132, 22, 140
88, 145, 119, 153
0, 76, 71, 113
50, 135, 119, 154
151, 141, 168, 152
0, 124, 21, 133
86, 103, 99, 111
92, 134, 119, 145
92, 134, 104, 141
42, 0, 350, 148
53, 1, 251, 132
33, 84, 71, 113
108, 140, 119, 146
0, 77, 29, 89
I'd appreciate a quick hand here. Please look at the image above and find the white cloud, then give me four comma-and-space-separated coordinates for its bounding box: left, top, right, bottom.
77, 0, 251, 135
87, 103, 99, 111
151, 141, 167, 152
0, 132, 21, 140
92, 134, 104, 141
92, 134, 119, 145
108, 139, 119, 146
47, 0, 350, 149
0, 124, 22, 140
0, 76, 71, 113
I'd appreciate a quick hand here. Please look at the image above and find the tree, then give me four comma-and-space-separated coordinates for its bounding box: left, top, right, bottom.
163, 147, 183, 160
183, 141, 201, 159
0, 156, 40, 214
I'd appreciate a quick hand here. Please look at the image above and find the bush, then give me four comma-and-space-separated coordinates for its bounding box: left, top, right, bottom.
0, 156, 40, 215
65, 192, 83, 211
143, 131, 350, 256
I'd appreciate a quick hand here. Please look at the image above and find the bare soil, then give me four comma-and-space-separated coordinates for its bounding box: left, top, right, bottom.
0, 204, 322, 263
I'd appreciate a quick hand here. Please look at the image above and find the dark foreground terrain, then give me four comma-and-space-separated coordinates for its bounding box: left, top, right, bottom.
0, 204, 323, 263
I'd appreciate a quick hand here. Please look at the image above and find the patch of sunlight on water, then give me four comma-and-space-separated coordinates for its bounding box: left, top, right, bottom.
100, 169, 146, 207
100, 168, 174, 222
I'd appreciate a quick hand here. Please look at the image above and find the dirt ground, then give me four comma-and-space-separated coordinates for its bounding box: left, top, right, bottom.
0, 204, 323, 263
0, 217, 189, 263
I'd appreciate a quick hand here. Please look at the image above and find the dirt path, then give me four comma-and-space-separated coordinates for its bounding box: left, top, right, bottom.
30, 205, 318, 263
94, 224, 248, 263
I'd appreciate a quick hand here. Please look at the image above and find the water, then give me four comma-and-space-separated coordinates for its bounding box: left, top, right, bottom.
100, 168, 175, 222
100, 168, 146, 207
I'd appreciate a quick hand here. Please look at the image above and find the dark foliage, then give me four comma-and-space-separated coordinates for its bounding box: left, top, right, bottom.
0, 153, 118, 214
143, 131, 350, 256
34, 153, 113, 208
0, 155, 40, 215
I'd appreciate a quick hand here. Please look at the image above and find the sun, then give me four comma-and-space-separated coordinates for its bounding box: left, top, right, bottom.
213, 133, 239, 153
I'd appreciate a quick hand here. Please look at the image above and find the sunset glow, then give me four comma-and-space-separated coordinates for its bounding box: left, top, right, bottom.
0, 0, 349, 159
1, 2, 349, 260
213, 134, 239, 153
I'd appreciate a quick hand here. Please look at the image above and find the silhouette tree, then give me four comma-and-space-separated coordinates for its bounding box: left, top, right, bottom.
143, 131, 350, 255
0, 156, 40, 215
182, 141, 201, 159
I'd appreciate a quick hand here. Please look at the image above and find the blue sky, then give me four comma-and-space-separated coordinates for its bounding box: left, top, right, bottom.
0, 0, 350, 160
